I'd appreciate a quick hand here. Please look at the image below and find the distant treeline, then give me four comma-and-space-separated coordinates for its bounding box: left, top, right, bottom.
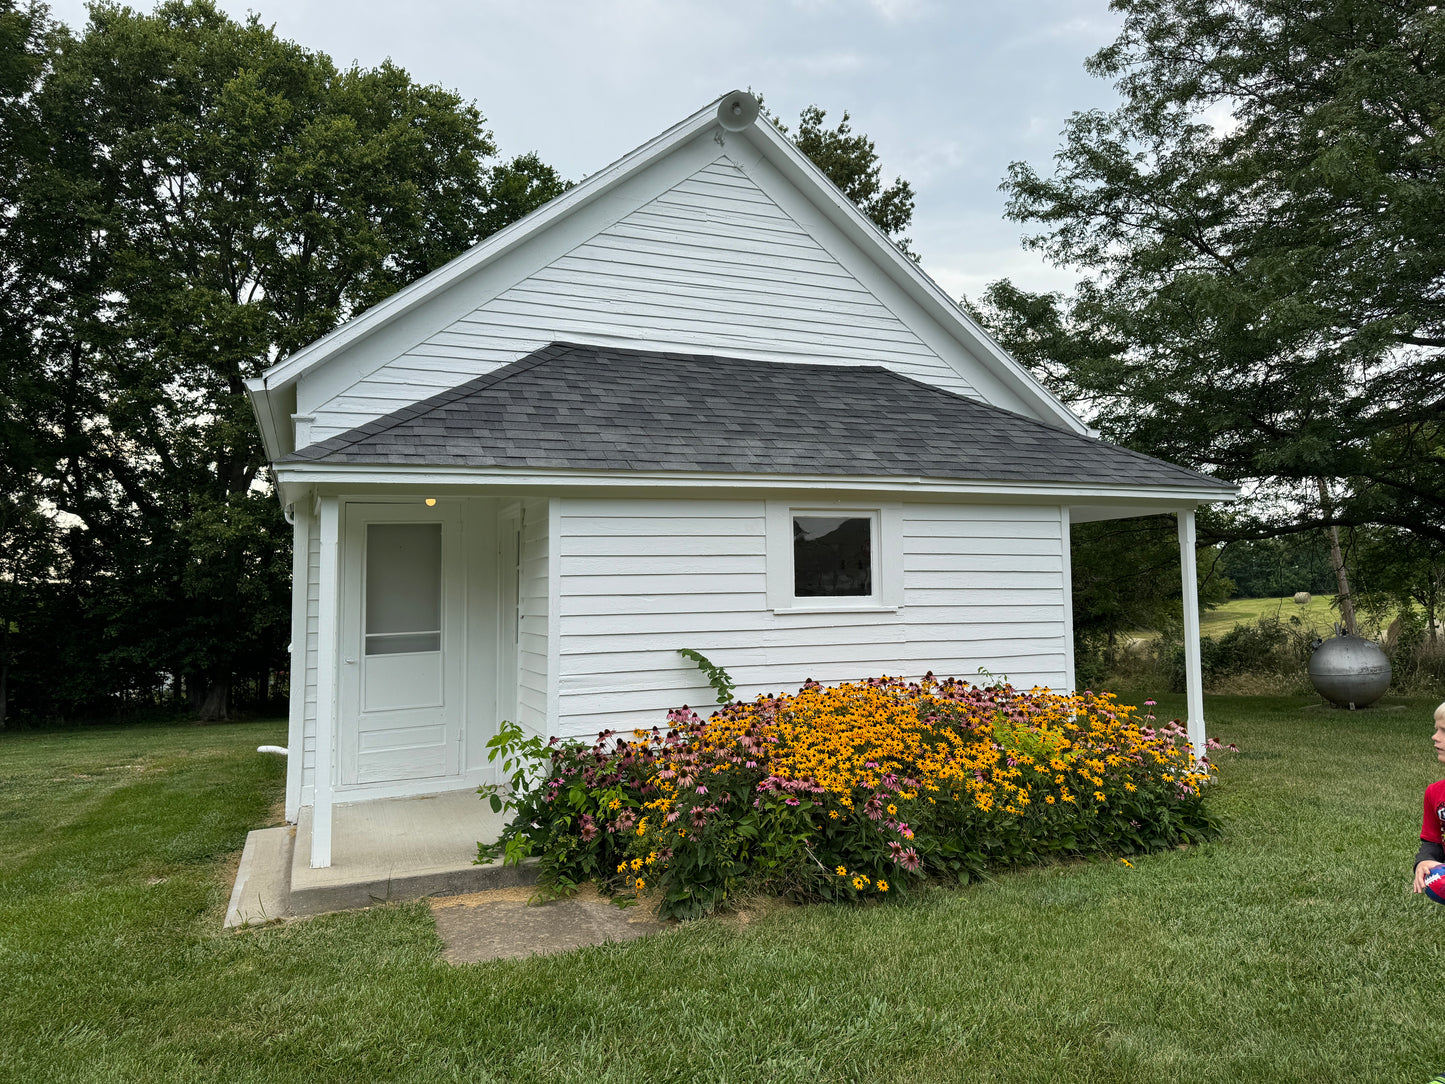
1217, 536, 1338, 599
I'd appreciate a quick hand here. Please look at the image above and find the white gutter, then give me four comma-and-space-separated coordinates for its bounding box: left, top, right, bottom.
273, 461, 1237, 504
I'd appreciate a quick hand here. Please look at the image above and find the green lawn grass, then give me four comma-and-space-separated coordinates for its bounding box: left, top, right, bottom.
1199, 593, 1342, 638
3, 700, 1443, 1083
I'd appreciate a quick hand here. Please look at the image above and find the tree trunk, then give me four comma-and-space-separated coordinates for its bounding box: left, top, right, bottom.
0, 660, 8, 730
185, 673, 204, 713
196, 675, 230, 722
1317, 479, 1358, 636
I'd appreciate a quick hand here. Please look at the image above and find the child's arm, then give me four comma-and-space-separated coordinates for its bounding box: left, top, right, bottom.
1415, 839, 1445, 893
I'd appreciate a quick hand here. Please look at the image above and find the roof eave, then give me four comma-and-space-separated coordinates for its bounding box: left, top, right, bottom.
245, 375, 294, 463
273, 460, 1238, 504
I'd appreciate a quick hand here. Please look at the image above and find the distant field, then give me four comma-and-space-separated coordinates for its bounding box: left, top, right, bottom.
1200, 594, 1341, 638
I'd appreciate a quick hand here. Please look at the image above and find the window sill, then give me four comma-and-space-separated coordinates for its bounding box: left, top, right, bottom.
771, 604, 900, 615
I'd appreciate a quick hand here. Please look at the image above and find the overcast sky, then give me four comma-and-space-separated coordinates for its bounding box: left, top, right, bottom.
48, 0, 1126, 302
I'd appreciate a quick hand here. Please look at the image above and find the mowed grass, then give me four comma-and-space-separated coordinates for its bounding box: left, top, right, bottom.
1199, 593, 1342, 638
3, 698, 1444, 1083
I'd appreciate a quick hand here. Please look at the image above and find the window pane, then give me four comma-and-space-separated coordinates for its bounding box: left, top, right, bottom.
365, 523, 442, 655
793, 516, 872, 597
365, 632, 442, 655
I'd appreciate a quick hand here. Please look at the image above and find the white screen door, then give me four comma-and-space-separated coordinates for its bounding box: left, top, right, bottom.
340, 503, 463, 786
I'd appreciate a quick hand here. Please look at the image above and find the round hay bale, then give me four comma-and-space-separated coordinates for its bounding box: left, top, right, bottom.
1292, 591, 1312, 605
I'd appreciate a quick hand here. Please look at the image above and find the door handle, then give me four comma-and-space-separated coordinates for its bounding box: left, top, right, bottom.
345, 657, 356, 665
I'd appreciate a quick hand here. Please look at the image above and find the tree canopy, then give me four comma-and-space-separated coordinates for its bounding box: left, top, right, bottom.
987, 0, 1445, 547
0, 12, 931, 724
1, 0, 565, 723
768, 102, 916, 255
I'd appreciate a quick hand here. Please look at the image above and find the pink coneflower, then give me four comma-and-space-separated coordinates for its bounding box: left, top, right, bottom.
864, 795, 885, 821
888, 841, 905, 861
784, 797, 800, 806
690, 808, 708, 828
696, 784, 708, 795
899, 847, 921, 872
578, 814, 597, 842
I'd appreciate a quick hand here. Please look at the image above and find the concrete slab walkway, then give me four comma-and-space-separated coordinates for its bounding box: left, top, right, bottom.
431, 887, 670, 964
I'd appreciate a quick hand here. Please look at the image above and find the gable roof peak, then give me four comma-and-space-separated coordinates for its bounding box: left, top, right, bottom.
246, 92, 1087, 461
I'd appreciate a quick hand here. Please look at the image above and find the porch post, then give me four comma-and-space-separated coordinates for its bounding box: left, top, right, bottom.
1060, 506, 1075, 693
311, 495, 340, 869
1177, 507, 1206, 758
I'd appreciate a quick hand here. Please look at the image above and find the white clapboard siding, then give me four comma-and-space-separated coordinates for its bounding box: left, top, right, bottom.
300, 525, 320, 798
515, 498, 550, 739
550, 498, 1070, 740
305, 158, 975, 442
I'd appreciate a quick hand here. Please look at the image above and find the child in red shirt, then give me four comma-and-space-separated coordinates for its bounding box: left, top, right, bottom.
1412, 702, 1445, 894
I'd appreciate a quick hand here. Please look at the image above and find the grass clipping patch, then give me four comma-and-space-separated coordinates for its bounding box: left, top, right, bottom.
487, 678, 1225, 920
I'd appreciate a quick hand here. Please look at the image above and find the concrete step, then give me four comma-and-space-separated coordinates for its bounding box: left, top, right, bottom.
226, 789, 540, 924
288, 846, 539, 916
225, 825, 295, 928
287, 790, 537, 917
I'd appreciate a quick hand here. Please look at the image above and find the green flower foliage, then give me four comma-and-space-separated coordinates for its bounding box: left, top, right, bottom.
481, 677, 1228, 921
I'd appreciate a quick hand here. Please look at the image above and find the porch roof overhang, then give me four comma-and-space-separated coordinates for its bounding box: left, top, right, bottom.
273, 462, 1236, 518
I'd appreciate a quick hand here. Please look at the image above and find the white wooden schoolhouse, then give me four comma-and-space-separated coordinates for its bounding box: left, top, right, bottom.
246, 92, 1235, 871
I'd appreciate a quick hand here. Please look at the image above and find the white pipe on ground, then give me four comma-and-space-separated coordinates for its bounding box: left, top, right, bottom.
257, 746, 289, 756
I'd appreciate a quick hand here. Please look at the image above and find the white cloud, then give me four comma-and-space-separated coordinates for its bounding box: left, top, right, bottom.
866, 0, 931, 21
776, 50, 873, 78
41, 0, 1127, 308
894, 139, 967, 187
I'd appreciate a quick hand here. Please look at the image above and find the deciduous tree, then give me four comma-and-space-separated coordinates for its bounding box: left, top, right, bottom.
768, 101, 916, 255
7, 0, 566, 720
995, 0, 1445, 546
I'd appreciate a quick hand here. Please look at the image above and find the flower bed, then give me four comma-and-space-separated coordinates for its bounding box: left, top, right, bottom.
481, 676, 1225, 920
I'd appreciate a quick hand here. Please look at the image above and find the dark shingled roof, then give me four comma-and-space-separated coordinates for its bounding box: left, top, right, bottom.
285, 342, 1232, 491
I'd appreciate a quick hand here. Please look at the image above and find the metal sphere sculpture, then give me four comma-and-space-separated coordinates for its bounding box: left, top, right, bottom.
1307, 634, 1391, 708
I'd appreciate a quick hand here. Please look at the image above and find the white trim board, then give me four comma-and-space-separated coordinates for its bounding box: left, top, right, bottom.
275, 463, 1236, 507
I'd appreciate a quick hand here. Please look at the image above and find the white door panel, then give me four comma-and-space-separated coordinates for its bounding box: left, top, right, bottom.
340, 503, 464, 787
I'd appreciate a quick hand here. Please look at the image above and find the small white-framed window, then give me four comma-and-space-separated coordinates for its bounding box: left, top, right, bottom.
765, 501, 903, 613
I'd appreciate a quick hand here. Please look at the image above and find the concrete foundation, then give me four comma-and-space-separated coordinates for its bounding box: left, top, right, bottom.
225, 788, 535, 927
